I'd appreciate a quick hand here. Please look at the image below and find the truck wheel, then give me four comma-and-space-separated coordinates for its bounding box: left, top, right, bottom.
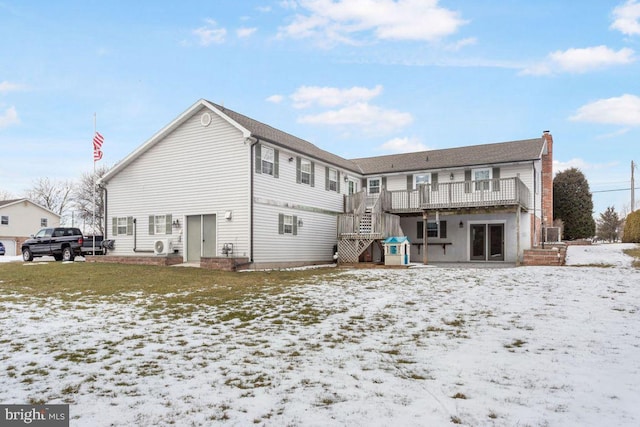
62, 247, 75, 262
22, 248, 33, 262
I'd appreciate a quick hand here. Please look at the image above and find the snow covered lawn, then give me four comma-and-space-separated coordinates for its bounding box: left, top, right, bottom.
1, 244, 639, 426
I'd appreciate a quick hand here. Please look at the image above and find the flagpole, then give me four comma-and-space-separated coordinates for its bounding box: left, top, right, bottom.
93, 113, 96, 254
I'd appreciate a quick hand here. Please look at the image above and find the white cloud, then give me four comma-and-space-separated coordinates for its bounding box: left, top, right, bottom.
237, 27, 257, 38
570, 94, 640, 126
0, 81, 25, 93
444, 37, 477, 52
611, 0, 640, 35
521, 46, 635, 75
0, 106, 19, 128
291, 85, 383, 108
266, 94, 284, 103
193, 19, 227, 46
278, 0, 467, 46
298, 102, 412, 133
377, 136, 428, 153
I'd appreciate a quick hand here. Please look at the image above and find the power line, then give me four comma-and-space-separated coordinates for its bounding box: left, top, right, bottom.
592, 187, 640, 194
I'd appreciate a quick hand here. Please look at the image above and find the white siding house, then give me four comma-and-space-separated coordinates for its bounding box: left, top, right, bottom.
99, 99, 554, 268
0, 199, 61, 256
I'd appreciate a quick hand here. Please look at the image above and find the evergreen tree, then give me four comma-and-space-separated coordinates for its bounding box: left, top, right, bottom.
553, 168, 596, 240
623, 210, 640, 243
596, 206, 623, 242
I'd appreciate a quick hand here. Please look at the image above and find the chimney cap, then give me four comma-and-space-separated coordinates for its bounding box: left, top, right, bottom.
543, 130, 550, 134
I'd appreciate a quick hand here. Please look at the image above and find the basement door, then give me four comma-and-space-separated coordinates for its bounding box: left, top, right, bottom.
470, 224, 504, 261
186, 214, 216, 262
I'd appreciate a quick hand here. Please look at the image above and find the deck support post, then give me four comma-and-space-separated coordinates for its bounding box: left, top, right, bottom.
516, 205, 521, 266
422, 211, 428, 265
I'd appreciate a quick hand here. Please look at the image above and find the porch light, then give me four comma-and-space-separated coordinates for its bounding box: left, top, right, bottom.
459, 221, 464, 228
450, 173, 454, 180
298, 219, 303, 227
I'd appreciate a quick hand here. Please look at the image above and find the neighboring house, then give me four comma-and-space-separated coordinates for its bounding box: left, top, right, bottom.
99, 99, 554, 268
0, 199, 61, 256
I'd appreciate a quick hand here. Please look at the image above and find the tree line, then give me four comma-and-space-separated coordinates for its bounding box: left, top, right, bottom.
0, 165, 109, 235
554, 167, 638, 243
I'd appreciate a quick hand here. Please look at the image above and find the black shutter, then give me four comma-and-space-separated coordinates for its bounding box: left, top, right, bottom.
310, 162, 315, 187
148, 215, 154, 235
278, 213, 284, 234
296, 157, 301, 183
464, 170, 472, 193
273, 149, 279, 178
432, 173, 439, 192
492, 167, 501, 192
255, 144, 262, 174
292, 216, 298, 235
440, 220, 447, 239
127, 217, 133, 235
407, 175, 413, 190
112, 217, 118, 236
325, 167, 330, 191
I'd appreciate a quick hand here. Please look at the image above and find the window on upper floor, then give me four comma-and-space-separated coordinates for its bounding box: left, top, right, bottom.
368, 178, 381, 194
473, 168, 491, 191
40, 218, 48, 227
1, 216, 8, 225
261, 146, 275, 176
414, 174, 430, 189
301, 159, 311, 184
327, 168, 338, 192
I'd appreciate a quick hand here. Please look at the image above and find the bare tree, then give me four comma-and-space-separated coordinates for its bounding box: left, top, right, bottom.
73, 165, 110, 235
0, 189, 16, 201
25, 177, 75, 220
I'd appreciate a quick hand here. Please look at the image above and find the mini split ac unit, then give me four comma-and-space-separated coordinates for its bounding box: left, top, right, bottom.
154, 239, 172, 255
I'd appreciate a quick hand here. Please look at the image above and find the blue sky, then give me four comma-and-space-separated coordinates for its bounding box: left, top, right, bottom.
1, 0, 639, 216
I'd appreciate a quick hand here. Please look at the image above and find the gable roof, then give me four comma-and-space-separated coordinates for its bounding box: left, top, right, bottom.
100, 98, 548, 184
208, 102, 362, 173
351, 138, 546, 175
0, 198, 61, 217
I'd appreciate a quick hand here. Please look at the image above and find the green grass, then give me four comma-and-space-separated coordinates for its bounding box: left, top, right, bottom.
0, 262, 339, 315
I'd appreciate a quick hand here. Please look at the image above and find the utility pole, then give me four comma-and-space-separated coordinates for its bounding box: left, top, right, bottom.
632, 160, 636, 212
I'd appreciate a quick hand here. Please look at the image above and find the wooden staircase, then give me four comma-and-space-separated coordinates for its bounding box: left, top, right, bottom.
337, 190, 405, 263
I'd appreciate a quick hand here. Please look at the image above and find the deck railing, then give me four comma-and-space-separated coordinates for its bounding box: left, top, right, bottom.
388, 177, 530, 212
337, 213, 402, 238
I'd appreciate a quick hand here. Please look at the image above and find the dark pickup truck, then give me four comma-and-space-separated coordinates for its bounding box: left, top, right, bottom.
22, 227, 84, 262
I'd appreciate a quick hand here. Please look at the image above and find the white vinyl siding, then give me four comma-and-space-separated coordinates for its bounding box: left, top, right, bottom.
105, 107, 250, 257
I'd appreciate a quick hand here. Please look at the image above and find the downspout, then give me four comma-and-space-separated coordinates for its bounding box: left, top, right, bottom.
248, 137, 259, 265
533, 162, 537, 248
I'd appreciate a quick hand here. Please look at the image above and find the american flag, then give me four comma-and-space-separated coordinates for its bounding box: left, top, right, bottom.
93, 132, 104, 162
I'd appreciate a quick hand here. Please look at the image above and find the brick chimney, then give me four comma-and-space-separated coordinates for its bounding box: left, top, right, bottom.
541, 131, 553, 227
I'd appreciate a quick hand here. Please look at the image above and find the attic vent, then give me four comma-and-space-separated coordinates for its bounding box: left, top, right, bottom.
201, 112, 212, 127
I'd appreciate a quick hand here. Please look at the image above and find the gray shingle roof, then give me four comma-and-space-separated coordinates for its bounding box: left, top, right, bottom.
209, 102, 363, 173
350, 138, 546, 175
210, 102, 546, 176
